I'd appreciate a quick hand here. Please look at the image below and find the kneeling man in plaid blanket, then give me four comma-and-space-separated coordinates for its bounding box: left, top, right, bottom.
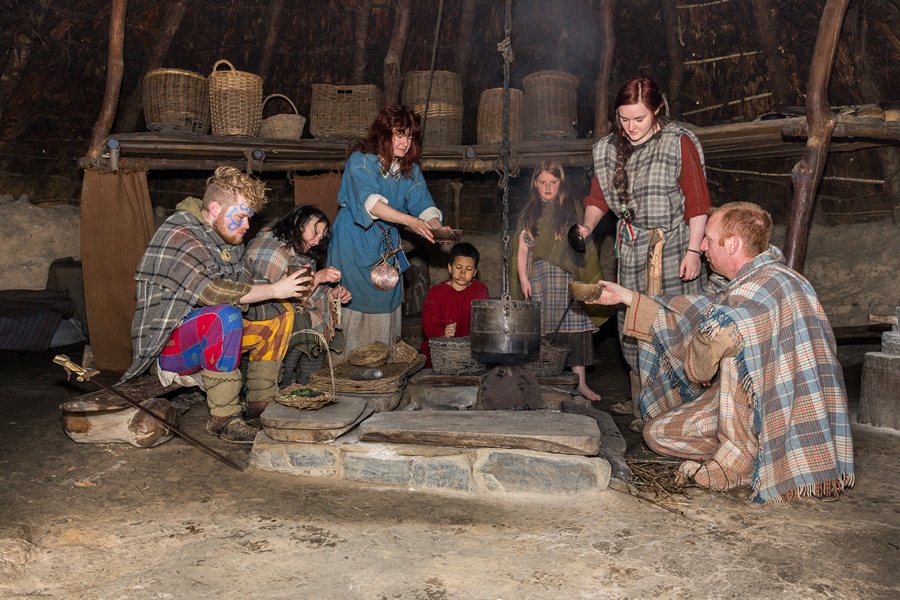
588, 202, 854, 503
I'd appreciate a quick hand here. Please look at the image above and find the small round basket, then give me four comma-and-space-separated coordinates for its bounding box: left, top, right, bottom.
349, 340, 389, 367
522, 343, 569, 377
259, 94, 306, 139
430, 336, 486, 376
277, 385, 337, 410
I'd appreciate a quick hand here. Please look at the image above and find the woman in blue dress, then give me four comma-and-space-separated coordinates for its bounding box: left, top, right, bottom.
328, 105, 447, 357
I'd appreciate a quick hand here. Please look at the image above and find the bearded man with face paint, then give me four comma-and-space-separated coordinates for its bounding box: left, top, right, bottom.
122, 166, 311, 443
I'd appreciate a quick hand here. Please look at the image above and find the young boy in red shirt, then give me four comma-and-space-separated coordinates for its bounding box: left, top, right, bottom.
420, 242, 490, 367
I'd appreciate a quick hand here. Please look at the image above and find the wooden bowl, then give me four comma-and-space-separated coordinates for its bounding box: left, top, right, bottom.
568, 281, 604, 302
431, 228, 463, 243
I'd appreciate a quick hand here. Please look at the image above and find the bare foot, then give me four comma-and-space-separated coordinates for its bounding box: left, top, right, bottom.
576, 385, 601, 402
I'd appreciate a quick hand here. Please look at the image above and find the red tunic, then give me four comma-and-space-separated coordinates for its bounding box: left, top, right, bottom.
582, 135, 710, 222
420, 279, 490, 366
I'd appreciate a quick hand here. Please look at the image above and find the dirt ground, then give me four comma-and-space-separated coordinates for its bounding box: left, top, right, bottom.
2, 333, 900, 600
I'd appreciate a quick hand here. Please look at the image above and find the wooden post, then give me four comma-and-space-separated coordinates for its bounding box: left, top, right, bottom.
750, 0, 792, 110
454, 0, 477, 84
661, 0, 683, 119
259, 0, 287, 83
783, 0, 850, 272
383, 0, 412, 106
0, 0, 53, 124
593, 0, 615, 140
352, 0, 374, 85
117, 0, 187, 134
86, 0, 129, 164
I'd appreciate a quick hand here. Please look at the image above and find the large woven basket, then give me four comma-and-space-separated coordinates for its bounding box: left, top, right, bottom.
523, 70, 579, 140
259, 94, 306, 140
208, 59, 263, 136
308, 355, 425, 394
522, 343, 569, 377
309, 84, 383, 140
430, 336, 486, 376
477, 88, 523, 144
142, 68, 210, 134
402, 71, 463, 146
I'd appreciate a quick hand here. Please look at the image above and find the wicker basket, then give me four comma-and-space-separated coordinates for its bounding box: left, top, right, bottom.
309, 84, 383, 140
430, 337, 486, 376
277, 384, 337, 410
308, 354, 425, 394
477, 88, 524, 144
402, 71, 463, 146
523, 343, 569, 377
142, 68, 210, 134
208, 59, 263, 136
523, 70, 579, 140
259, 94, 306, 140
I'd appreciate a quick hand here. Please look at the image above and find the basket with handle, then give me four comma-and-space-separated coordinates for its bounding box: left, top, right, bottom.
142, 68, 210, 134
430, 336, 486, 376
208, 59, 263, 136
259, 94, 306, 140
277, 329, 338, 410
522, 343, 569, 377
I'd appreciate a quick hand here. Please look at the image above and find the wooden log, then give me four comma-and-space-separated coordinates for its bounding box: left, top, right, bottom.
86, 0, 128, 165
750, 0, 792, 110
784, 0, 849, 272
383, 0, 412, 106
63, 397, 178, 447
661, 0, 683, 119
593, 0, 615, 140
258, 0, 286, 83
351, 0, 373, 85
117, 0, 187, 134
782, 121, 900, 141
0, 0, 53, 123
454, 0, 477, 85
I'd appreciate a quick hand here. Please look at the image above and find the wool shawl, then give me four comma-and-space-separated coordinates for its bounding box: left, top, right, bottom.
638, 246, 854, 503
123, 198, 250, 381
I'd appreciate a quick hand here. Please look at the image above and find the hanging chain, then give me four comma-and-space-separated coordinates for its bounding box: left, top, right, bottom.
499, 0, 513, 300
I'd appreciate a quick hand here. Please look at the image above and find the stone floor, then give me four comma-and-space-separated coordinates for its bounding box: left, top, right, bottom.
1, 327, 899, 599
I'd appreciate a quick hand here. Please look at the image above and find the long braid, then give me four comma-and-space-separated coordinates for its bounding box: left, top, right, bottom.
613, 130, 634, 207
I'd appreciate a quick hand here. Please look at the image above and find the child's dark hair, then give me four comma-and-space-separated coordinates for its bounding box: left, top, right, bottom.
449, 242, 480, 267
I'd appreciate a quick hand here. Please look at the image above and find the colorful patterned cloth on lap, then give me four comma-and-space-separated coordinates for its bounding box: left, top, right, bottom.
158, 304, 244, 374
637, 246, 854, 503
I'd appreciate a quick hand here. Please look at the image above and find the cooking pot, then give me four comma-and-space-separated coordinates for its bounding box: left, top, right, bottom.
470, 298, 541, 366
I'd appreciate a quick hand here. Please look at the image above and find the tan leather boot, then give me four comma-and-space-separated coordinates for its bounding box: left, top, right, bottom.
206, 415, 260, 444
244, 360, 280, 417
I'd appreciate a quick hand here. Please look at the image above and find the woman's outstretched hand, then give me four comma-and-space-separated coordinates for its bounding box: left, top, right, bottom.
405, 215, 436, 243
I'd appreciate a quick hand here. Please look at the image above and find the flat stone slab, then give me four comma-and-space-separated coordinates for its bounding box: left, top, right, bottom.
263, 405, 375, 443
261, 397, 367, 430
406, 384, 478, 410
336, 389, 403, 413
859, 351, 900, 430
473, 449, 610, 495
409, 368, 579, 387
358, 411, 601, 456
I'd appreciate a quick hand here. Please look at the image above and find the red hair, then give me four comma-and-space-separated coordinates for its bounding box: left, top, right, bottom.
349, 105, 423, 178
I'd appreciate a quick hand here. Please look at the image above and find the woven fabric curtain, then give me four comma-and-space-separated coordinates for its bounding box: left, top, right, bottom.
81, 169, 155, 374
293, 172, 342, 222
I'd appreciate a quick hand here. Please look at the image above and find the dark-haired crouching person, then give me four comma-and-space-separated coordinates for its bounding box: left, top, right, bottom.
587, 202, 854, 503
121, 167, 311, 443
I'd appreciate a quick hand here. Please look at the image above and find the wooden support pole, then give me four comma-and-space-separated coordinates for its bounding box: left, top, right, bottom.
783, 0, 850, 272
594, 0, 615, 140
454, 0, 477, 85
117, 0, 187, 134
86, 0, 128, 165
0, 0, 53, 124
661, 0, 683, 119
750, 0, 792, 110
384, 0, 412, 106
352, 0, 374, 85
259, 0, 287, 84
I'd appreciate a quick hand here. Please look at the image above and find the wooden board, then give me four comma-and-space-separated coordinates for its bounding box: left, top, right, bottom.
264, 406, 374, 443
260, 397, 367, 430
358, 411, 601, 456
60, 376, 177, 412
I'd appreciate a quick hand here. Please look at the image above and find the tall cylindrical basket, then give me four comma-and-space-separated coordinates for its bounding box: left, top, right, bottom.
208, 59, 263, 136
523, 70, 579, 140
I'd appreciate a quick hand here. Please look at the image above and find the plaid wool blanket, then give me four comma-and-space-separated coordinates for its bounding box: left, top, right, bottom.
638, 246, 854, 503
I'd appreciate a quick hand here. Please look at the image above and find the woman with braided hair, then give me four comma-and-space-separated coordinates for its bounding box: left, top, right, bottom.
574, 77, 710, 429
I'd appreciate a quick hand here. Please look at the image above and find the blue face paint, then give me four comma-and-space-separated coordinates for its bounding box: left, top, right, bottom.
224, 202, 253, 231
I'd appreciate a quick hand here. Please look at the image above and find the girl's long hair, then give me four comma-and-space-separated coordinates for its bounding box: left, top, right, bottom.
521, 159, 577, 239
270, 204, 331, 265
612, 77, 664, 207
349, 105, 423, 178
